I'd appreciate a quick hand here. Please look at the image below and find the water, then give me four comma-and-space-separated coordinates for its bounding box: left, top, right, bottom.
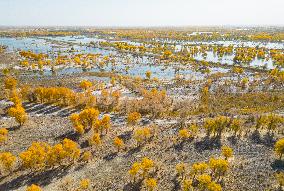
0, 35, 282, 79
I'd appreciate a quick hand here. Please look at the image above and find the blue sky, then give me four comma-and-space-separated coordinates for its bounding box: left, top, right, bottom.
0, 0, 283, 26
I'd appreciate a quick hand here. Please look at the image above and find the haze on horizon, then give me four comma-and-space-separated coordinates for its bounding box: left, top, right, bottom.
0, 0, 283, 27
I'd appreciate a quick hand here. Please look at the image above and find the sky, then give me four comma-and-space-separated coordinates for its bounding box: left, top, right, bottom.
0, 0, 283, 26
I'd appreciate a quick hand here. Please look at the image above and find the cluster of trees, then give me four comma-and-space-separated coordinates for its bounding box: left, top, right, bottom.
255, 113, 284, 132
269, 68, 284, 85
177, 124, 199, 141
18, 49, 115, 72
0, 138, 80, 175
4, 76, 28, 126
129, 157, 157, 191
121, 83, 172, 118
233, 47, 266, 64
176, 146, 233, 191
270, 49, 284, 67
70, 108, 111, 135
0, 30, 80, 37
133, 127, 152, 146
202, 114, 284, 139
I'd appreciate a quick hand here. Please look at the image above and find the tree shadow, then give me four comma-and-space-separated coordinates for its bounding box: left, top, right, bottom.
123, 180, 143, 191
227, 135, 238, 145
8, 125, 20, 132
42, 105, 62, 115
271, 160, 284, 171
103, 152, 118, 161
55, 131, 79, 142
22, 102, 38, 110
58, 108, 80, 117
194, 136, 221, 152
124, 145, 142, 158
0, 165, 70, 190
262, 132, 276, 147
250, 130, 262, 144
25, 103, 48, 114
250, 130, 276, 147
172, 175, 181, 191
174, 138, 194, 152
80, 140, 89, 149
118, 131, 132, 142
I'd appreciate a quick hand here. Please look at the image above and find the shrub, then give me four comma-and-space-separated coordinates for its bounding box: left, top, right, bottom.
80, 178, 90, 190
8, 105, 28, 126
19, 142, 49, 170
221, 146, 233, 160
62, 138, 81, 163
113, 137, 124, 152
204, 116, 230, 137
141, 157, 154, 178
80, 80, 92, 90
134, 127, 151, 145
145, 71, 152, 80
229, 118, 243, 136
178, 129, 190, 141
182, 179, 193, 191
145, 178, 157, 191
26, 184, 42, 191
127, 112, 141, 126
0, 152, 17, 173
0, 128, 8, 144
129, 157, 155, 181
176, 163, 186, 179
197, 174, 212, 189
89, 133, 101, 146
129, 162, 142, 181
70, 108, 100, 134
209, 158, 229, 180
4, 76, 17, 91
275, 172, 284, 188
81, 151, 92, 162
191, 162, 208, 179
207, 182, 222, 191
79, 108, 100, 129
100, 115, 111, 134
275, 138, 284, 160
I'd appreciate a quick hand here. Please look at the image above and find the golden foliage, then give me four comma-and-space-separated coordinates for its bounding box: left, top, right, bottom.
145, 178, 157, 191
20, 139, 80, 170
176, 163, 186, 178
275, 138, 284, 160
129, 157, 155, 181
8, 105, 28, 126
127, 112, 141, 126
221, 146, 233, 160
204, 116, 230, 137
0, 128, 8, 144
81, 151, 92, 162
80, 80, 93, 90
80, 178, 90, 190
26, 184, 42, 191
133, 127, 151, 145
178, 129, 190, 140
89, 133, 101, 146
0, 152, 17, 173
4, 76, 17, 90
209, 158, 229, 178
113, 137, 124, 152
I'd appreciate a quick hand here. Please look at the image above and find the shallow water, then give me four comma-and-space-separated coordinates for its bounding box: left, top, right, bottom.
0, 35, 279, 79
